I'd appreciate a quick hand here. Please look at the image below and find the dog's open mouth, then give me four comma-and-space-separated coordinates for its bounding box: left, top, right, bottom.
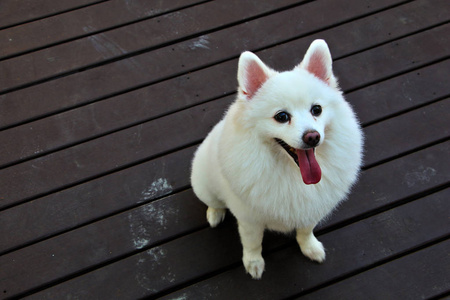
275, 138, 322, 185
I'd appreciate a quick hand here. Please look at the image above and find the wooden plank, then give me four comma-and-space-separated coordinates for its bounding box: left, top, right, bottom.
0, 94, 447, 210
0, 0, 205, 59
2, 114, 449, 256
346, 60, 450, 126
2, 142, 448, 298
299, 240, 450, 300
1, 9, 448, 168
0, 190, 207, 299
0, 5, 449, 165
324, 141, 450, 227
0, 2, 447, 300
25, 187, 450, 299
0, 95, 231, 209
2, 7, 448, 136
0, 0, 304, 88
335, 27, 450, 92
0, 0, 409, 127
0, 0, 102, 29
0, 146, 196, 254
256, 0, 450, 71
364, 99, 449, 167
159, 189, 450, 300
0, 57, 448, 168
274, 22, 445, 94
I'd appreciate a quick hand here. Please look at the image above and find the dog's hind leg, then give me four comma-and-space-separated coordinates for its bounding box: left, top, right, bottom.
296, 226, 326, 263
195, 192, 226, 228
206, 206, 226, 228
191, 184, 227, 227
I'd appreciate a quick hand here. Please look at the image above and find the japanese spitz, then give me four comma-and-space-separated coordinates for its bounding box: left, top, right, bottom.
191, 40, 363, 279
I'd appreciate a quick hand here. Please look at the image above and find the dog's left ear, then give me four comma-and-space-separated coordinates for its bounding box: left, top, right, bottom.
237, 51, 272, 100
298, 40, 338, 88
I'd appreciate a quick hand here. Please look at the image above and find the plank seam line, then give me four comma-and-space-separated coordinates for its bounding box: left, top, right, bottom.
9, 178, 450, 298
361, 95, 450, 128
155, 261, 243, 300
0, 139, 203, 212
344, 55, 450, 95
73, 13, 449, 88
0, 4, 442, 132
2, 138, 449, 257
156, 187, 450, 299
317, 183, 450, 238
285, 235, 450, 300
0, 92, 236, 169
15, 222, 210, 299
154, 186, 450, 299
0, 0, 213, 61
3, 135, 449, 256
0, 0, 306, 62
0, 0, 426, 130
0, 185, 193, 256
0, 62, 447, 173
429, 290, 450, 300
0, 0, 411, 94
335, 19, 450, 61
0, 108, 447, 216
162, 237, 450, 300
362, 136, 450, 171
0, 0, 108, 31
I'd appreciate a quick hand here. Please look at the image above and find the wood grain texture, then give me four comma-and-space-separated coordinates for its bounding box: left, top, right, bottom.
299, 239, 450, 300
1, 1, 448, 165
0, 0, 102, 29
0, 0, 204, 58
1, 0, 449, 298
2, 143, 448, 298
0, 0, 408, 127
30, 188, 450, 299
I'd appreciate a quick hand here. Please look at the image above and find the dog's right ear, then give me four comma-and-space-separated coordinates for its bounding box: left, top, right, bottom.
298, 39, 338, 89
237, 51, 271, 100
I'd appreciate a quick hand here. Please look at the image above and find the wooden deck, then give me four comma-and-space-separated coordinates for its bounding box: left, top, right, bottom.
0, 0, 449, 299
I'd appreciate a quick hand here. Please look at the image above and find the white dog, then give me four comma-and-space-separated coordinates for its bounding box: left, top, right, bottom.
191, 40, 363, 279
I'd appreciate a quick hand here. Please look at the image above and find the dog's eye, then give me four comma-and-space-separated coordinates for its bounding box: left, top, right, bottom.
311, 105, 322, 117
274, 111, 290, 123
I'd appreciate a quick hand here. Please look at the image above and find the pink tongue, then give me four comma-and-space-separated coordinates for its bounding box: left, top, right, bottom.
296, 149, 322, 184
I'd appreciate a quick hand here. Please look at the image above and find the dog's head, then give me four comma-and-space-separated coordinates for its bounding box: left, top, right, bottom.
235, 40, 344, 184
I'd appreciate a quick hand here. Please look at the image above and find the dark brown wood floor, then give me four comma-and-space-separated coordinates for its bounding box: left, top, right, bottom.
0, 0, 449, 299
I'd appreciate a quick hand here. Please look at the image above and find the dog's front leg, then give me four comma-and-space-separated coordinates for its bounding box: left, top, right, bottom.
238, 221, 265, 279
296, 226, 326, 263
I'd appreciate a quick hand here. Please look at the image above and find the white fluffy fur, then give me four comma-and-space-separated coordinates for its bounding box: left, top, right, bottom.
191, 40, 363, 279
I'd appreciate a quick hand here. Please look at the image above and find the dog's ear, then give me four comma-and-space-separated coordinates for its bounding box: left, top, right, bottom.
299, 40, 338, 88
237, 51, 271, 99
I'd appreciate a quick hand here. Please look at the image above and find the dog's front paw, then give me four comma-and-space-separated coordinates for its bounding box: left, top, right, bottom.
243, 256, 265, 279
300, 238, 326, 263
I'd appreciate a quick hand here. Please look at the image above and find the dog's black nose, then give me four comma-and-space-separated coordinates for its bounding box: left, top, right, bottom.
302, 131, 320, 147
